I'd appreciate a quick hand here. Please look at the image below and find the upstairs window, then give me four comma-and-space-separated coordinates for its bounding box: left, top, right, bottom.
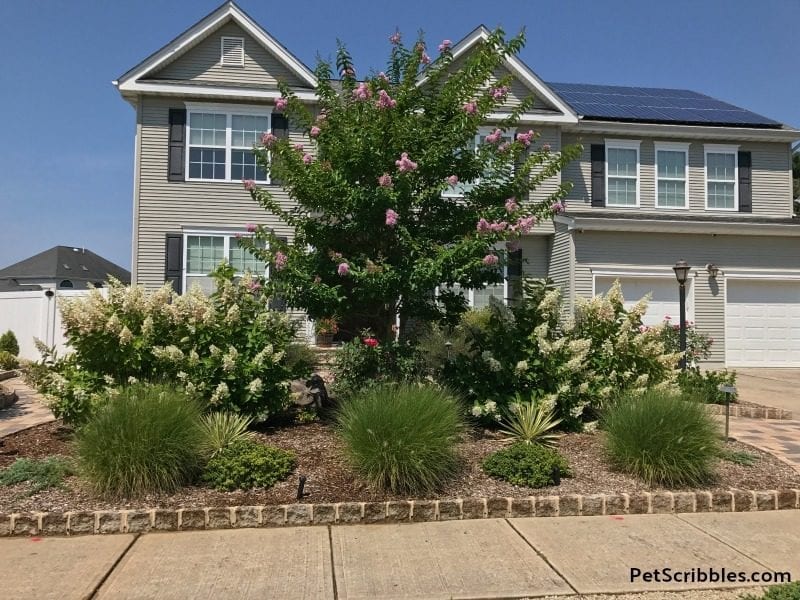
655, 143, 689, 209
705, 146, 738, 210
442, 128, 514, 197
606, 140, 640, 207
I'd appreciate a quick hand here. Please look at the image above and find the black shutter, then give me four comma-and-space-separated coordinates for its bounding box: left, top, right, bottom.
270, 113, 289, 186
506, 248, 523, 304
269, 236, 288, 311
168, 109, 187, 182
164, 233, 183, 294
590, 144, 605, 207
738, 151, 752, 213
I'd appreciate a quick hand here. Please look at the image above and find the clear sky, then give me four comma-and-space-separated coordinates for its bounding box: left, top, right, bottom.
1, 0, 798, 270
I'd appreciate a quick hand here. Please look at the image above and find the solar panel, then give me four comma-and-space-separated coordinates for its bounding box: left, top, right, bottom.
547, 82, 782, 127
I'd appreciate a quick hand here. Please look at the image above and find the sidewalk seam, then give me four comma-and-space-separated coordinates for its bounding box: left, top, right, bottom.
674, 514, 775, 572
88, 533, 140, 599
504, 518, 580, 596
327, 525, 339, 600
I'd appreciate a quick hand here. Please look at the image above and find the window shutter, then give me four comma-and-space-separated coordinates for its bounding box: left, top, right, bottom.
507, 249, 523, 278
590, 144, 605, 207
270, 113, 289, 186
167, 109, 186, 182
738, 151, 752, 213
506, 248, 523, 304
269, 236, 288, 311
164, 233, 183, 294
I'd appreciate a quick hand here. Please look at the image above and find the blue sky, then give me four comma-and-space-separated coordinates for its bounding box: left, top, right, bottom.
0, 0, 798, 270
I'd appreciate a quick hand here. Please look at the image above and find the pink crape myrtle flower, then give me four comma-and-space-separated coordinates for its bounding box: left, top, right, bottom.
389, 31, 401, 45
490, 85, 508, 99
248, 280, 261, 291
376, 89, 397, 109
385, 208, 399, 227
516, 216, 536, 233
353, 82, 372, 100
551, 201, 565, 214
516, 130, 535, 146
243, 179, 256, 191
420, 52, 431, 65
462, 101, 477, 114
337, 262, 350, 276
293, 143, 304, 152
395, 152, 418, 173
485, 129, 502, 144
446, 174, 459, 186
489, 221, 507, 233
438, 39, 452, 52
482, 254, 499, 266
378, 173, 393, 188
505, 197, 519, 213
377, 71, 389, 82
261, 132, 277, 147
302, 153, 314, 164
246, 223, 257, 233
476, 218, 490, 233
310, 126, 321, 138
274, 251, 288, 271
275, 97, 288, 111
498, 141, 510, 153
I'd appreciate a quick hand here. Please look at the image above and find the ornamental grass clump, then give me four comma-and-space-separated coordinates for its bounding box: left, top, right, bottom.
77, 384, 203, 497
603, 389, 721, 487
337, 384, 466, 494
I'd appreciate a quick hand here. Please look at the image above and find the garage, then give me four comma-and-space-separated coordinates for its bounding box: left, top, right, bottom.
726, 279, 800, 367
594, 276, 690, 327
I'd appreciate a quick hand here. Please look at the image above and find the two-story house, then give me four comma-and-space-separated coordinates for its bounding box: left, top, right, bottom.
115, 1, 800, 368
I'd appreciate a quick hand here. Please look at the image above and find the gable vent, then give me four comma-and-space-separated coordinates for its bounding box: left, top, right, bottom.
221, 36, 245, 67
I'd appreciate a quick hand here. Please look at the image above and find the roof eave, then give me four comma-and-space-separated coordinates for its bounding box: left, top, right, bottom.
564, 119, 800, 143
556, 214, 800, 236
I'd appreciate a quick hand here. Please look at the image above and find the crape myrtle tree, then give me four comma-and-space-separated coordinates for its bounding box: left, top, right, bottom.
239, 28, 582, 340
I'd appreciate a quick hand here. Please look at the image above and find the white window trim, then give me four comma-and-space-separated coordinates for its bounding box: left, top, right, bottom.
605, 139, 641, 208
185, 102, 273, 184
704, 144, 739, 212
654, 142, 690, 210
442, 127, 516, 198
182, 229, 268, 292
220, 36, 245, 67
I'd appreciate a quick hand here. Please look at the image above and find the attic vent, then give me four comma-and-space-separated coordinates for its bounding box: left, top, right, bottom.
221, 37, 244, 67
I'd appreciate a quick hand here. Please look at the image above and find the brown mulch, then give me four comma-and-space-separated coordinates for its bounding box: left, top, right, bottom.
0, 419, 798, 513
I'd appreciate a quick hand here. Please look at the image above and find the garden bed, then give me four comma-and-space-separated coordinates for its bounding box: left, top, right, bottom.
1, 419, 798, 514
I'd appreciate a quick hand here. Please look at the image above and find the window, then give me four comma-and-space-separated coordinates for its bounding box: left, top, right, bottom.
442, 128, 514, 197
184, 232, 267, 294
705, 145, 738, 210
186, 105, 272, 183
59, 280, 73, 288
605, 140, 640, 207
655, 143, 689, 209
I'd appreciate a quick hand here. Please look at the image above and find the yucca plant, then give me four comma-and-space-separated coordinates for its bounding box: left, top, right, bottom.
198, 412, 255, 460
499, 394, 562, 447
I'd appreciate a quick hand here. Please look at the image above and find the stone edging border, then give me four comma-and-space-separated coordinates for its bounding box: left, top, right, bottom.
705, 403, 792, 420
2, 489, 798, 537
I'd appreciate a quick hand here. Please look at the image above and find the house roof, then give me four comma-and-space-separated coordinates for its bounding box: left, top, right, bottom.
0, 246, 130, 285
547, 82, 783, 128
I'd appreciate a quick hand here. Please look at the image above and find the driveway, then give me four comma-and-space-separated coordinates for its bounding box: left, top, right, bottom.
735, 369, 800, 417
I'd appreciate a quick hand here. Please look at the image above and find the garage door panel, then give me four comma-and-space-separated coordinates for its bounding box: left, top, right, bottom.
595, 276, 689, 327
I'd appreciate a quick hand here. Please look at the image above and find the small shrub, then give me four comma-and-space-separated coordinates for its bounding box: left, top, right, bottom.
0, 350, 18, 371
0, 457, 73, 494
202, 440, 295, 491
284, 343, 317, 378
0, 330, 19, 356
295, 407, 319, 424
198, 412, 255, 459
720, 448, 757, 467
603, 390, 721, 487
678, 368, 737, 404
337, 384, 465, 494
499, 395, 562, 447
331, 337, 424, 400
77, 384, 203, 497
483, 442, 570, 488
740, 582, 800, 600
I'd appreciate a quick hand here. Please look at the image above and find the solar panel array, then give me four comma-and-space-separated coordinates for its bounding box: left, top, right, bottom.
547, 82, 782, 127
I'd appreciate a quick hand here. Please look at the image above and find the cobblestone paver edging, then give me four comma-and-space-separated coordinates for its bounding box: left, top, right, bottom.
706, 403, 793, 420
2, 489, 798, 536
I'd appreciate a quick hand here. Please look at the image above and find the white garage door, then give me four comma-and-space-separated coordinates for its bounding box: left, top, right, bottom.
595, 276, 690, 327
726, 280, 800, 367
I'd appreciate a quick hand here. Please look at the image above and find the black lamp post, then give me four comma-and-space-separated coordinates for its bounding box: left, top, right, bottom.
672, 260, 691, 371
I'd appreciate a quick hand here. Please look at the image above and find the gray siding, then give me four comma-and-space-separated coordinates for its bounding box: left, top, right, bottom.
150, 22, 308, 88
529, 126, 562, 204
519, 235, 549, 279
561, 134, 793, 218
547, 223, 573, 312
573, 231, 800, 365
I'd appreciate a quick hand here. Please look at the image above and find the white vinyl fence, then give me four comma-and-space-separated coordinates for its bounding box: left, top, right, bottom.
0, 288, 104, 361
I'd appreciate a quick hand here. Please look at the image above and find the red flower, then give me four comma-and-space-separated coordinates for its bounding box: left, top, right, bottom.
363, 337, 379, 348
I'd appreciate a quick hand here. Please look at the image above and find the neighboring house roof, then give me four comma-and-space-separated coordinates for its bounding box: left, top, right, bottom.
547, 82, 783, 128
0, 279, 42, 292
0, 246, 130, 286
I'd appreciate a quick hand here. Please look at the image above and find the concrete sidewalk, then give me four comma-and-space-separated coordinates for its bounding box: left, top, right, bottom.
1, 511, 797, 600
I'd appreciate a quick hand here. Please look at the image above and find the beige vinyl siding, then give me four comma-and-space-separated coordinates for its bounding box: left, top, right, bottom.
561, 134, 793, 217
519, 235, 549, 279
150, 22, 308, 88
572, 231, 800, 365
547, 223, 573, 313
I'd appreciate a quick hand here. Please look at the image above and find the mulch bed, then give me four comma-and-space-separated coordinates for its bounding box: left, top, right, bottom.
0, 418, 798, 513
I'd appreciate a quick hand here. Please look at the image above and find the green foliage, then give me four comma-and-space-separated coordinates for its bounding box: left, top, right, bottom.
0, 330, 19, 356
295, 407, 320, 424
499, 395, 562, 447
720, 448, 757, 467
603, 389, 721, 487
482, 442, 570, 488
652, 318, 714, 365
202, 440, 295, 491
76, 384, 203, 497
0, 350, 18, 371
678, 368, 737, 404
284, 343, 317, 378
39, 353, 105, 426
0, 457, 73, 494
337, 383, 465, 494
331, 337, 424, 399
741, 582, 800, 600
198, 412, 255, 459
239, 28, 581, 339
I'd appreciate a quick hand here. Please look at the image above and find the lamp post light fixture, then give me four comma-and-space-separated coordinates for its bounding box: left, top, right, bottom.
672, 260, 691, 371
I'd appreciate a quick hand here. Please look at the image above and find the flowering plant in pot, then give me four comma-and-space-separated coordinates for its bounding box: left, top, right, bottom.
314, 317, 339, 347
